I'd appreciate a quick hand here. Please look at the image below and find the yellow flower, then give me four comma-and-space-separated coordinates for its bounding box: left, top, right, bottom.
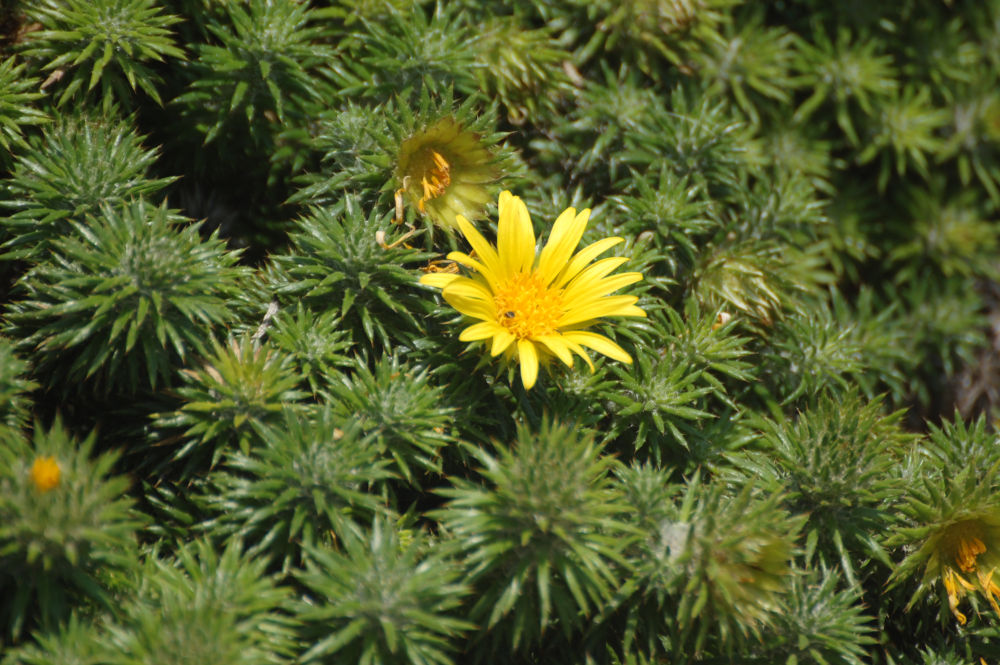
395, 117, 496, 229
420, 191, 646, 389
30, 455, 61, 493
935, 520, 1000, 624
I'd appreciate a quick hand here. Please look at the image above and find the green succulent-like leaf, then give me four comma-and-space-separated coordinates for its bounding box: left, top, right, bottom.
728, 391, 910, 584
109, 538, 296, 665
696, 15, 800, 124
1, 114, 176, 260
328, 355, 454, 486
760, 565, 876, 665
327, 3, 478, 102
5, 200, 244, 396
297, 517, 473, 665
0, 58, 48, 158
20, 0, 184, 109
0, 339, 35, 447
204, 409, 392, 571
270, 196, 436, 351
652, 476, 804, 657
264, 303, 353, 396
433, 419, 635, 653
173, 0, 334, 145
154, 336, 309, 475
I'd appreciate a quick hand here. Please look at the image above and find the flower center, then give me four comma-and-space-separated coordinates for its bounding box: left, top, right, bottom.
30, 455, 61, 493
418, 150, 451, 212
493, 272, 563, 340
949, 523, 988, 573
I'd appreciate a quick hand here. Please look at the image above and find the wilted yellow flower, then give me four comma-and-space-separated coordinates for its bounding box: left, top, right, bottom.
30, 455, 61, 492
420, 191, 645, 389
932, 520, 1000, 624
395, 117, 496, 229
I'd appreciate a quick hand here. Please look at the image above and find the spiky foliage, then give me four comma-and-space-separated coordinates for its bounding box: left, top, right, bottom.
270, 197, 435, 351
0, 419, 141, 642
763, 290, 913, 402
0, 58, 47, 158
289, 103, 392, 206
328, 4, 478, 102
433, 419, 634, 654
607, 167, 717, 275
153, 337, 308, 475
1, 114, 175, 260
696, 16, 799, 124
940, 71, 1000, 203
327, 356, 453, 485
857, 85, 949, 191
889, 184, 999, 282
19, 0, 184, 109
887, 416, 1000, 626
5, 200, 244, 396
621, 86, 751, 192
204, 410, 392, 571
264, 304, 353, 395
607, 344, 713, 462
4, 2, 1000, 663
0, 614, 110, 665
173, 0, 333, 145
574, 0, 736, 76
108, 539, 296, 665
759, 566, 876, 665
472, 16, 574, 124
793, 26, 898, 145
0, 339, 34, 447
603, 303, 751, 463
613, 475, 802, 660
729, 392, 908, 585
297, 518, 472, 665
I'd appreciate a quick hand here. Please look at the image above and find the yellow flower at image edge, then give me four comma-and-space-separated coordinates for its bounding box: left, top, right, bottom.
421, 191, 646, 389
30, 455, 61, 492
938, 520, 1000, 624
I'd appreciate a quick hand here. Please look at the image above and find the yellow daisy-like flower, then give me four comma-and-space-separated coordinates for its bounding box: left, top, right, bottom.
395, 117, 496, 229
30, 455, 61, 493
420, 191, 646, 389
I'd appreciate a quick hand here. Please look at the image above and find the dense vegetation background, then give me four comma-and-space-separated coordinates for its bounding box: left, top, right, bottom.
2, 0, 1000, 663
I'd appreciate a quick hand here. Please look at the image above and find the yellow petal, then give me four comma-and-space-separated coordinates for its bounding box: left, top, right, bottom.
457, 214, 501, 280
559, 295, 643, 327
564, 271, 644, 304
460, 321, 504, 341
537, 335, 575, 368
491, 329, 516, 356
553, 237, 623, 289
537, 207, 589, 286
562, 256, 631, 299
497, 191, 535, 276
518, 339, 539, 389
443, 290, 496, 321
419, 273, 461, 289
562, 331, 632, 364
446, 251, 499, 290
561, 335, 594, 371
441, 278, 492, 302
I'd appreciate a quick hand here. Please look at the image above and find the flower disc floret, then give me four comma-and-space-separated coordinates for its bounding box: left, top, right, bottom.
420, 190, 645, 389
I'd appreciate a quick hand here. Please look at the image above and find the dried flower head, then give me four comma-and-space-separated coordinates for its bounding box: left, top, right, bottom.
395, 117, 496, 229
420, 190, 645, 389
